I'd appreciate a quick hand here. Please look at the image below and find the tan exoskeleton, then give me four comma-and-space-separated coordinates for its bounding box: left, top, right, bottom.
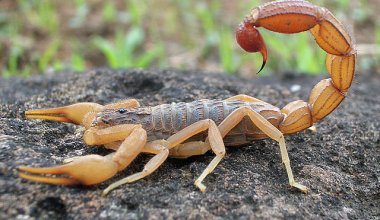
18, 0, 356, 196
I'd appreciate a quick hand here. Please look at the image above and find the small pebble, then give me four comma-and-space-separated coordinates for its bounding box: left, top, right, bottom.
290, 84, 301, 92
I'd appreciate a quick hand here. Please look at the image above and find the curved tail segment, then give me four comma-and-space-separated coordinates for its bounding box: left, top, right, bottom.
236, 0, 356, 134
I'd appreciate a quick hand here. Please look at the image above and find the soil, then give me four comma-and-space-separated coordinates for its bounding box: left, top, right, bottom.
0, 68, 379, 219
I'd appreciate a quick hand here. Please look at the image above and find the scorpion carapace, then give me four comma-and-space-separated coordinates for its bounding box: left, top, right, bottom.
18, 0, 356, 196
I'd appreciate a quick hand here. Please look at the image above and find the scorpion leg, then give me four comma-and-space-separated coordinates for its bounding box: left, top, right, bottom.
18, 125, 147, 186
218, 107, 308, 193
101, 140, 210, 195
166, 119, 225, 192
103, 141, 211, 159
226, 94, 263, 103
169, 141, 211, 158
102, 140, 170, 196
103, 120, 225, 193
100, 142, 212, 194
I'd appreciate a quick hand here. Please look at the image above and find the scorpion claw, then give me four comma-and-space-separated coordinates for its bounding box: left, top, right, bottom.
24, 108, 73, 123
18, 171, 79, 185
25, 103, 104, 128
18, 155, 119, 186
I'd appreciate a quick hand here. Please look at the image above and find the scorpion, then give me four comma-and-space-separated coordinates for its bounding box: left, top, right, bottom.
18, 0, 356, 196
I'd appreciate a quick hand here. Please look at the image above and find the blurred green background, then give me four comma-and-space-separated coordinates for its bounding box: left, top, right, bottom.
0, 0, 379, 78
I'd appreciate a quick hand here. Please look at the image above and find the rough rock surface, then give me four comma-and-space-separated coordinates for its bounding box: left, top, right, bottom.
0, 68, 379, 219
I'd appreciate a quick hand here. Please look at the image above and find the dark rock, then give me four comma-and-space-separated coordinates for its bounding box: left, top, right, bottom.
0, 68, 379, 219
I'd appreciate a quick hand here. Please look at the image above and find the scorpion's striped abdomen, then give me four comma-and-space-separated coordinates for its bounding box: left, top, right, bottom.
150, 100, 235, 133
149, 100, 282, 136
96, 99, 283, 142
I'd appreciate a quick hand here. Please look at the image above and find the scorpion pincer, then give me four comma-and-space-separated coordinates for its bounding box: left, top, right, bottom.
18, 0, 356, 196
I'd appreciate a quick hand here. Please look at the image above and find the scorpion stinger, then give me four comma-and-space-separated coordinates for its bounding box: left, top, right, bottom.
236, 21, 267, 74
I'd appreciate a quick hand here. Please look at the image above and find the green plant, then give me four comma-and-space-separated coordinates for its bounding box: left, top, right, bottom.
102, 0, 117, 22
125, 0, 146, 26
1, 0, 375, 77
70, 53, 86, 72
3, 46, 31, 78
218, 26, 240, 74
38, 39, 61, 72
93, 26, 164, 68
18, 0, 59, 34
69, 0, 89, 28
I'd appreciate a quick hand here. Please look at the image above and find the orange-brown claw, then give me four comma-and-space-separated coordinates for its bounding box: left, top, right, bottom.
18, 155, 119, 186
25, 103, 104, 128
236, 22, 267, 73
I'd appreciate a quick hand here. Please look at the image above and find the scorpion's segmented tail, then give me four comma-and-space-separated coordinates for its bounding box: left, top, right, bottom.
236, 0, 356, 134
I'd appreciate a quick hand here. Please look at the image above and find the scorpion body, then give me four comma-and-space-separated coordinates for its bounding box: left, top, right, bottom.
98, 99, 283, 145
18, 0, 356, 196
